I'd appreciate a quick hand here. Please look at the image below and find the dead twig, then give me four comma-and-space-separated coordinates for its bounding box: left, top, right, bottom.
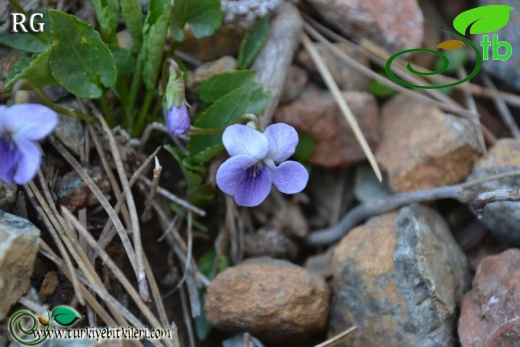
458, 68, 487, 153
483, 75, 520, 139
142, 156, 162, 222
307, 170, 520, 246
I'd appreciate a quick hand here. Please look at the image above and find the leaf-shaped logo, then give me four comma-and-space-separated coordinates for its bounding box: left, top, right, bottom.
50, 306, 81, 326
437, 40, 465, 50
453, 5, 514, 35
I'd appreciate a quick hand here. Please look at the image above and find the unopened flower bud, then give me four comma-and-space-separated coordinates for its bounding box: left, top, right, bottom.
166, 102, 190, 135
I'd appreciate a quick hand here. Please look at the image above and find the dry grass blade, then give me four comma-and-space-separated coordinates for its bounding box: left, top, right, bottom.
141, 176, 206, 216
95, 113, 150, 302
458, 68, 486, 153
142, 156, 162, 222
60, 208, 166, 333
48, 136, 139, 274
314, 326, 358, 347
97, 146, 161, 250
301, 32, 383, 182
483, 75, 520, 139
39, 242, 164, 347
24, 182, 84, 306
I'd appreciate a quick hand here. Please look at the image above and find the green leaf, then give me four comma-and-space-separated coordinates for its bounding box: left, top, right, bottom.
51, 306, 81, 326
237, 15, 270, 69
293, 132, 315, 162
120, 0, 143, 45
171, 0, 223, 42
139, 0, 172, 90
197, 70, 257, 103
198, 250, 229, 279
245, 84, 271, 115
453, 5, 514, 35
189, 85, 252, 156
191, 144, 224, 163
48, 10, 117, 98
369, 79, 397, 99
195, 290, 212, 340
4, 49, 57, 90
110, 46, 135, 77
190, 184, 215, 205
0, 10, 50, 53
91, 0, 120, 38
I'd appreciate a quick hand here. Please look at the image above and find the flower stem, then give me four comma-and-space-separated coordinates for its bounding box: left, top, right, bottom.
12, 80, 97, 123
132, 89, 154, 137
100, 91, 116, 127
187, 126, 225, 135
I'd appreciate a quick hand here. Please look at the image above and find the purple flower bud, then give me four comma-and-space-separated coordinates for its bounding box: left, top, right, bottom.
166, 102, 190, 136
0, 104, 58, 185
216, 123, 309, 207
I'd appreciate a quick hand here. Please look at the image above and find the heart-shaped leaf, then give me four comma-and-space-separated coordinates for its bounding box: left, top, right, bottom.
437, 39, 465, 50
453, 5, 515, 35
51, 306, 81, 326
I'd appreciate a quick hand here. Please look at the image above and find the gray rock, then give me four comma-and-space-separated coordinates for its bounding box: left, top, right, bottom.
0, 211, 40, 320
0, 181, 17, 211
353, 164, 391, 203
467, 139, 520, 245
53, 113, 85, 156
330, 204, 470, 346
474, 0, 520, 89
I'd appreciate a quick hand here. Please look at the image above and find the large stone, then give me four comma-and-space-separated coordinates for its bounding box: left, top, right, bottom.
376, 94, 481, 192
330, 204, 470, 346
466, 139, 520, 246
186, 56, 237, 90
458, 249, 520, 347
0, 211, 40, 320
306, 0, 424, 53
275, 86, 380, 168
205, 257, 330, 343
474, 0, 520, 89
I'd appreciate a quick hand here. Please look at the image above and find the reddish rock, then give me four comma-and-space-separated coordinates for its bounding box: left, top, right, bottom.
376, 94, 481, 192
275, 86, 380, 168
458, 249, 520, 347
297, 42, 370, 92
306, 0, 424, 53
205, 257, 330, 342
330, 205, 470, 346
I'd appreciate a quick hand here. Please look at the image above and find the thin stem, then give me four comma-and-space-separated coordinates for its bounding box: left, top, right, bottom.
99, 91, 116, 127
8, 0, 26, 15
12, 80, 97, 123
133, 89, 155, 137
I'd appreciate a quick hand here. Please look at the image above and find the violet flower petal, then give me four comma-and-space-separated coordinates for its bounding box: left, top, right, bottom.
216, 154, 257, 195
266, 160, 308, 194
2, 104, 58, 141
222, 124, 268, 161
166, 103, 191, 135
0, 140, 19, 184
264, 123, 299, 162
234, 165, 272, 207
13, 138, 40, 184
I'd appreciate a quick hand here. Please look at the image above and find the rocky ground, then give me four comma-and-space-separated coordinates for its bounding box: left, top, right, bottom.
1, 0, 520, 346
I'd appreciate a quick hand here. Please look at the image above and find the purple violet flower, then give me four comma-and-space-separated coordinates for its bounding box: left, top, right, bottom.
0, 104, 58, 185
216, 123, 309, 207
166, 102, 190, 136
